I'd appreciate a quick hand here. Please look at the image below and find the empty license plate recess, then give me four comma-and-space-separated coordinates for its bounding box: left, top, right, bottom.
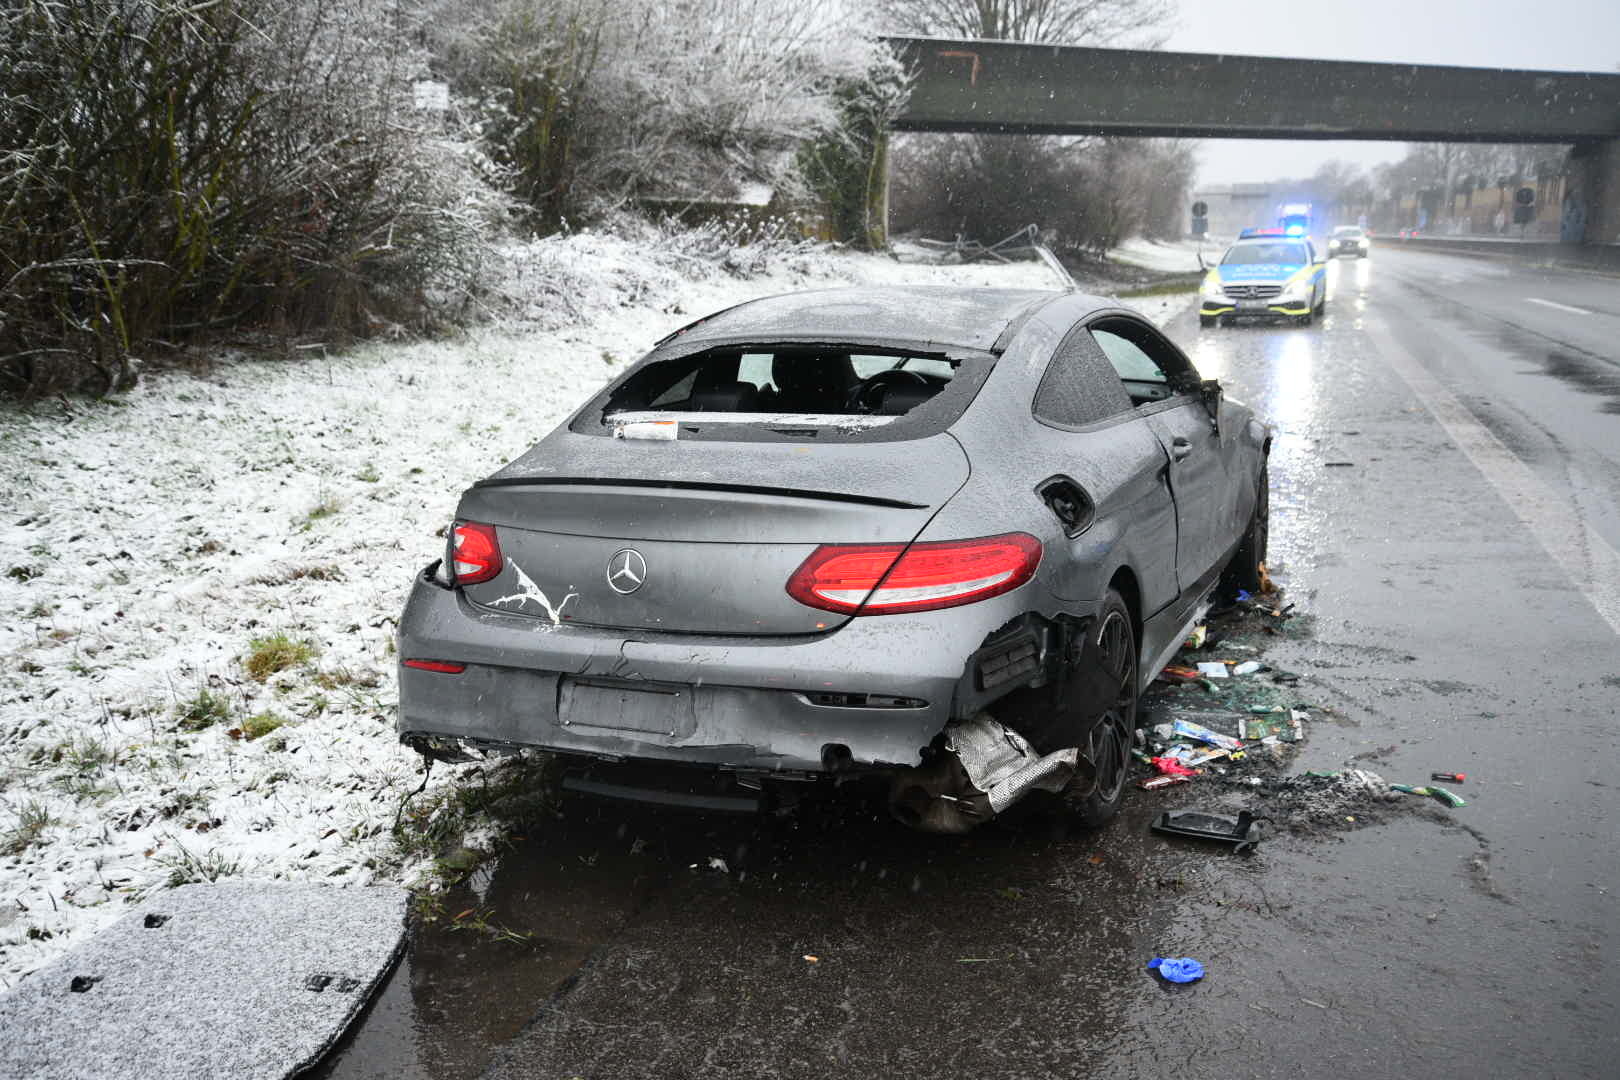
559, 677, 695, 737
1238, 299, 1271, 310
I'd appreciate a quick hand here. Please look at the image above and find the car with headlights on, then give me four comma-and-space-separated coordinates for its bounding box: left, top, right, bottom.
396, 287, 1271, 832
1328, 225, 1370, 257
1199, 234, 1328, 327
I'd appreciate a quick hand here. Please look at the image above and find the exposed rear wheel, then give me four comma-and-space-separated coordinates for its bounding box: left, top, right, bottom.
1069, 591, 1137, 828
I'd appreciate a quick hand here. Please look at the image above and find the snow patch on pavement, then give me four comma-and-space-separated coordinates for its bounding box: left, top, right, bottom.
0, 230, 1187, 988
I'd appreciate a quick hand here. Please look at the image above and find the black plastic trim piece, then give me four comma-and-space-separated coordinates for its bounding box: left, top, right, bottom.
470, 476, 927, 510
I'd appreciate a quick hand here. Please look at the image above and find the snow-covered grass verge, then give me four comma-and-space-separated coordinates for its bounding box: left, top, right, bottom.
1109, 236, 1218, 275
0, 228, 1190, 988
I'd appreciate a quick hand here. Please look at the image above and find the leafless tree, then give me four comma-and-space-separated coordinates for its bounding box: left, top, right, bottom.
883, 0, 1187, 253
878, 0, 1174, 47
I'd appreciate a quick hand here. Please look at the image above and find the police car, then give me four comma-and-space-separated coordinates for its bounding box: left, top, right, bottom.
1198, 228, 1328, 328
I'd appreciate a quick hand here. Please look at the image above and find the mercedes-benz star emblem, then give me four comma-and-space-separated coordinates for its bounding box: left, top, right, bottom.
606, 548, 647, 595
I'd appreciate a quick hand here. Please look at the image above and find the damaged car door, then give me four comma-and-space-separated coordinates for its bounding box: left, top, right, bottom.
1091, 319, 1233, 594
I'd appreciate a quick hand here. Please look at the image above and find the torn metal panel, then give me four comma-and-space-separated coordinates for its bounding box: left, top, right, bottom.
888, 714, 1092, 834
948, 715, 1080, 813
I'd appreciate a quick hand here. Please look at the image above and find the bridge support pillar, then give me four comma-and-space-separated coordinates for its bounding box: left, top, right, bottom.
1570, 139, 1620, 245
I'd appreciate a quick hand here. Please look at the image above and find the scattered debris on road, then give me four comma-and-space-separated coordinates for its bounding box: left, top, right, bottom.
1151, 810, 1267, 852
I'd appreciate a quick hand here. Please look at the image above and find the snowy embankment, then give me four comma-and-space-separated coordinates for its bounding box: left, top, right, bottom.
1108, 236, 1219, 275
0, 232, 1189, 987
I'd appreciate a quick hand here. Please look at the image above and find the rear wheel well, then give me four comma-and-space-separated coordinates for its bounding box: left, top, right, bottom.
1108, 566, 1142, 647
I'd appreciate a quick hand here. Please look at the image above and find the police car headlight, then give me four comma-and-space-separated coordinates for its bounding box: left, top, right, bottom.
1279, 280, 1309, 300
1201, 279, 1226, 298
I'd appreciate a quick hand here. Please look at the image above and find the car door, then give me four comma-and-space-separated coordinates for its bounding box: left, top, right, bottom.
1026, 322, 1180, 617
1089, 317, 1236, 592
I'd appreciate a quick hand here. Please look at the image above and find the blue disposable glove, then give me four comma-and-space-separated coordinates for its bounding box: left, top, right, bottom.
1148, 956, 1205, 983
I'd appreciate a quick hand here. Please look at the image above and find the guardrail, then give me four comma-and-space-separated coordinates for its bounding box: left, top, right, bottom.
1390, 235, 1620, 274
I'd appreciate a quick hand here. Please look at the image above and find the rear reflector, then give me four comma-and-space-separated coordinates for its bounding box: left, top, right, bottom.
449, 521, 502, 585
404, 659, 467, 674
787, 533, 1042, 616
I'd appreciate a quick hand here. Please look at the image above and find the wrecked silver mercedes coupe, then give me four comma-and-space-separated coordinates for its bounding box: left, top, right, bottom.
396, 286, 1271, 832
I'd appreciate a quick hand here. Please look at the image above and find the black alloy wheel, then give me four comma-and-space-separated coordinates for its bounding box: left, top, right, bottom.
1071, 591, 1138, 828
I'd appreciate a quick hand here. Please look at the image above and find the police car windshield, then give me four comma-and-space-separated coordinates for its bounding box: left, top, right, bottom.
1222, 242, 1309, 266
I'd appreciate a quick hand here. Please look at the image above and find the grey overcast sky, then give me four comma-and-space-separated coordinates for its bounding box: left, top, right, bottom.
1163, 0, 1620, 187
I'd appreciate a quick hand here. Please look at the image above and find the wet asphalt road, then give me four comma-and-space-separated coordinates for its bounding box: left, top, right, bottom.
319, 248, 1620, 1080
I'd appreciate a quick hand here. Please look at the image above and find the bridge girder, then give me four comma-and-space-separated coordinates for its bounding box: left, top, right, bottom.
888, 37, 1620, 144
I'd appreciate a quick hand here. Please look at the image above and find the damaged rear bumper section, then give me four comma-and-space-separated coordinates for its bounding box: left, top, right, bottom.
886, 716, 1094, 834
397, 570, 1098, 830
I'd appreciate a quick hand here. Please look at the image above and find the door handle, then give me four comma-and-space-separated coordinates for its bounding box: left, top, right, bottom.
1171, 436, 1193, 461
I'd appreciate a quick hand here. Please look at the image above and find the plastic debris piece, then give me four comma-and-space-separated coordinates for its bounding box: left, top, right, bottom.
1158, 665, 1201, 683
1172, 718, 1244, 751
1151, 756, 1199, 777
1148, 956, 1205, 983
1430, 772, 1465, 783
1138, 773, 1192, 791
1244, 711, 1303, 743
1151, 809, 1266, 852
1184, 625, 1208, 649
707, 856, 729, 872
1231, 660, 1264, 675
1195, 661, 1230, 679
803, 955, 819, 963
1390, 784, 1466, 807
614, 420, 678, 441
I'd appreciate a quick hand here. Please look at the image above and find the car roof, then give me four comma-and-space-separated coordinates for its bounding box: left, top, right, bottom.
669, 286, 1067, 353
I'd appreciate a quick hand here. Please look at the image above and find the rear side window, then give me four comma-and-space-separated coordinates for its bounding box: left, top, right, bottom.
1032, 329, 1134, 428
1090, 317, 1199, 407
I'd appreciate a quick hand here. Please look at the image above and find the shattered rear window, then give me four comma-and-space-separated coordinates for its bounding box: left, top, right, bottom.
572, 344, 995, 443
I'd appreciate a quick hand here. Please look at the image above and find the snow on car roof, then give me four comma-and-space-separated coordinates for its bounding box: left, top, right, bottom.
674, 286, 1062, 353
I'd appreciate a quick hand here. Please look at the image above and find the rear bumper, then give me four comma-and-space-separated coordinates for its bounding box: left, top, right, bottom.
396, 568, 1065, 774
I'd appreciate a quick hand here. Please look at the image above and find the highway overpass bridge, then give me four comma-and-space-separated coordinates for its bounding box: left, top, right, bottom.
881, 37, 1620, 246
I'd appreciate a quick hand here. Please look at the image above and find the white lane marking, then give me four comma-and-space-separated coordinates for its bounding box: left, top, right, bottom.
1367, 319, 1620, 641
1525, 297, 1592, 315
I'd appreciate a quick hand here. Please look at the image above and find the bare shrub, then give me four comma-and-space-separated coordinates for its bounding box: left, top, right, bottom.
434, 0, 895, 231
0, 0, 490, 397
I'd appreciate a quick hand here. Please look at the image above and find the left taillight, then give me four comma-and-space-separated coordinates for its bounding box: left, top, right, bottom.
447, 521, 502, 585
786, 532, 1042, 616
403, 659, 466, 674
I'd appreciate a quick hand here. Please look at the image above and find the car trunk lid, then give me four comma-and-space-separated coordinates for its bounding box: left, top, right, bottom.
455, 433, 969, 635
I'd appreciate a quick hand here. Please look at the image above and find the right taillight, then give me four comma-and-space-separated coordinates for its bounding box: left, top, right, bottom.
448, 521, 502, 585
786, 532, 1042, 616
